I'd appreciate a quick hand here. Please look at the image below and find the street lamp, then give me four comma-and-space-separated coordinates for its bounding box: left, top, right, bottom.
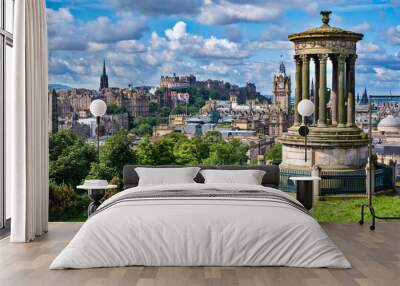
90, 99, 107, 162
297, 99, 315, 162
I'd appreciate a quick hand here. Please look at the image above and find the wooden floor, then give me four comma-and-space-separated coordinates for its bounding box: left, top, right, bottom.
0, 222, 399, 286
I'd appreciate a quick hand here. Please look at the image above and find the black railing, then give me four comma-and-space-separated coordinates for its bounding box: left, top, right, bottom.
320, 169, 365, 195
279, 165, 394, 195
279, 168, 311, 193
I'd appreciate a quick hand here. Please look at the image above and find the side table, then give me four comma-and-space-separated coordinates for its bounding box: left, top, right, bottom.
289, 176, 321, 210
77, 184, 117, 216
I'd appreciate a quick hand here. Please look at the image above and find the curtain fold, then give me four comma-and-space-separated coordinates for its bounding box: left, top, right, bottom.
9, 0, 49, 242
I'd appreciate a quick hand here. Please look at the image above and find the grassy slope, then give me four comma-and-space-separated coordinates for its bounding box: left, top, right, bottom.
312, 195, 400, 222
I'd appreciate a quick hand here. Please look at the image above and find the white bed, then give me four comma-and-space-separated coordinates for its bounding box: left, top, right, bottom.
50, 183, 350, 269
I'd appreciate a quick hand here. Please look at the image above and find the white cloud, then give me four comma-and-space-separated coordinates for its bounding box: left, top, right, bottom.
350, 21, 370, 32
165, 21, 187, 40
358, 42, 382, 54
47, 8, 147, 51
201, 63, 233, 75
46, 8, 74, 25
157, 21, 250, 59
110, 0, 202, 16
85, 12, 147, 43
114, 40, 146, 53
198, 0, 281, 25
387, 25, 400, 45
47, 8, 88, 51
248, 40, 292, 50
87, 42, 109, 52
373, 67, 400, 81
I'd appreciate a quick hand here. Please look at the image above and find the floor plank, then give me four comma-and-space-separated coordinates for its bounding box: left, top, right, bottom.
0, 222, 399, 286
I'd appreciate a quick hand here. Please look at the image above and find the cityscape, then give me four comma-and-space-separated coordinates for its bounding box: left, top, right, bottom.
49, 59, 292, 163
44, 2, 400, 222
48, 58, 400, 172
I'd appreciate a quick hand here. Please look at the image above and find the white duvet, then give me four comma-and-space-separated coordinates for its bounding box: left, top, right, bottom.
50, 183, 351, 269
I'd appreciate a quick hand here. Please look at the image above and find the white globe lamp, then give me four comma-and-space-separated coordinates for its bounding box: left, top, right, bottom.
297, 99, 315, 163
90, 99, 107, 162
90, 99, 107, 117
297, 99, 315, 117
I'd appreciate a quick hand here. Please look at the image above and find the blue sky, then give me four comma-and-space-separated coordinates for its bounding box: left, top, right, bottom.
46, 0, 400, 95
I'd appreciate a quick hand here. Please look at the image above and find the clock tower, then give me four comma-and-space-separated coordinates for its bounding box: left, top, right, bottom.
273, 62, 291, 113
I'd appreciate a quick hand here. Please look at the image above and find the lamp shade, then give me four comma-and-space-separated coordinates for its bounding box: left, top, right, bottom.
297, 99, 315, 117
90, 99, 107, 117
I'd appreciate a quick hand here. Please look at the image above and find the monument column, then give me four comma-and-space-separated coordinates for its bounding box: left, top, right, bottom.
347, 55, 356, 127
294, 56, 302, 126
301, 54, 310, 100
337, 54, 347, 127
318, 54, 328, 127
314, 56, 320, 123
331, 57, 338, 126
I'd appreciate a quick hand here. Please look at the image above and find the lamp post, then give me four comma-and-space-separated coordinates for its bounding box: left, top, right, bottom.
90, 99, 107, 162
297, 99, 315, 162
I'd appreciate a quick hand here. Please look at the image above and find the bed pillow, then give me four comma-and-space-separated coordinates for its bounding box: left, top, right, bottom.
200, 169, 265, 185
135, 167, 201, 186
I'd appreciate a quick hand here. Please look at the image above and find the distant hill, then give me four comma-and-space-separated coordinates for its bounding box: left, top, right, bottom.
48, 83, 71, 91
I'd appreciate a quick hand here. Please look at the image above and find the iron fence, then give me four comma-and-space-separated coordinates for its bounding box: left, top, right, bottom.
320, 169, 365, 195
279, 168, 311, 193
279, 165, 394, 195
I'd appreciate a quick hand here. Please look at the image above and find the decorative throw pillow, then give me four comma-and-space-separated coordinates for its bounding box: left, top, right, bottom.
135, 167, 201, 186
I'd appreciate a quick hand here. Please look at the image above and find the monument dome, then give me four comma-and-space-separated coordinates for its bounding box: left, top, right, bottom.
377, 115, 400, 133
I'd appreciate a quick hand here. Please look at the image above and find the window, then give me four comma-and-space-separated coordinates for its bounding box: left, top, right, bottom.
0, 0, 13, 229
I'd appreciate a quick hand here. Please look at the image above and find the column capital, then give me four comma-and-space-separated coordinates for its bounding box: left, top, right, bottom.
294, 55, 302, 64
347, 54, 357, 65
337, 54, 347, 63
317, 54, 329, 62
300, 54, 310, 63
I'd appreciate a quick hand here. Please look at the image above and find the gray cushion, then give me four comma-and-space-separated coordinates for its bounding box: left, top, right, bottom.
123, 165, 280, 189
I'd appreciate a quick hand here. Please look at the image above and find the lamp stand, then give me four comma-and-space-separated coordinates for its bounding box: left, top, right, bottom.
304, 123, 308, 162
359, 95, 400, 230
96, 116, 100, 163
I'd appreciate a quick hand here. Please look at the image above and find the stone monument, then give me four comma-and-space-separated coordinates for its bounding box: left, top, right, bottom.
279, 11, 368, 188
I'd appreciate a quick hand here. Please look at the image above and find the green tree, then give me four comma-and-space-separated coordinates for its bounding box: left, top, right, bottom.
137, 136, 157, 165
94, 129, 137, 180
49, 137, 97, 186
149, 102, 159, 114
107, 103, 125, 114
171, 104, 187, 115
265, 144, 282, 162
133, 123, 153, 136
203, 131, 223, 145
153, 132, 186, 165
160, 106, 171, 117
49, 128, 79, 161
191, 136, 209, 162
204, 139, 248, 165
49, 183, 89, 221
173, 140, 199, 165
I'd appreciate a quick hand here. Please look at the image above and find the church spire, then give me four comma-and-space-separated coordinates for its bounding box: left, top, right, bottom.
100, 59, 109, 90
360, 87, 368, 105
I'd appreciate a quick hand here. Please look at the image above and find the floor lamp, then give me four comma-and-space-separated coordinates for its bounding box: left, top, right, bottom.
90, 99, 107, 162
297, 99, 315, 162
359, 95, 400, 230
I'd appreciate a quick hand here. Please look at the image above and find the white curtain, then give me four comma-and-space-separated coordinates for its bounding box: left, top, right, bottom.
8, 0, 49, 242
